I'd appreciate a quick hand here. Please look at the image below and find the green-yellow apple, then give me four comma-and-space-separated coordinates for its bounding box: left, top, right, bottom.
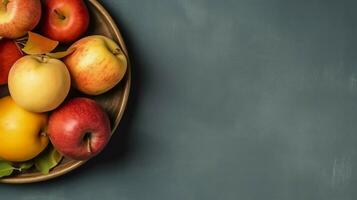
8, 55, 71, 113
64, 35, 127, 95
0, 0, 42, 39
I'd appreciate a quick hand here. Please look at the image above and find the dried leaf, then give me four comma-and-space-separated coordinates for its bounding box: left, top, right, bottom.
22, 31, 59, 55
46, 48, 75, 59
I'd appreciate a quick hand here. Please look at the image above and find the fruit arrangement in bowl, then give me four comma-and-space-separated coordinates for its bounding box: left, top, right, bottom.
0, 0, 130, 183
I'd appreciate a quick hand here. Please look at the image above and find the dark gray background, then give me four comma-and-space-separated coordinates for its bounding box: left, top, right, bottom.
2, 0, 357, 199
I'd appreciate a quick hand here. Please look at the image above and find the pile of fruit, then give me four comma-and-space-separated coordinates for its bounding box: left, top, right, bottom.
0, 0, 127, 177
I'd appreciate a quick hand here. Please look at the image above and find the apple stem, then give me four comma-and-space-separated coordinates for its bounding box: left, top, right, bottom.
86, 138, 92, 154
54, 9, 66, 20
39, 55, 49, 63
0, 0, 9, 11
40, 131, 47, 137
113, 48, 123, 55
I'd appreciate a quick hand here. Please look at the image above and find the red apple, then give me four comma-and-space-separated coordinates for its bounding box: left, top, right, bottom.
0, 0, 42, 39
48, 98, 111, 160
0, 39, 23, 85
41, 0, 89, 43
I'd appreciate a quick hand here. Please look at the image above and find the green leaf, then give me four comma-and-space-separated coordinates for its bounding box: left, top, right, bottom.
35, 146, 63, 174
17, 162, 34, 171
0, 161, 15, 178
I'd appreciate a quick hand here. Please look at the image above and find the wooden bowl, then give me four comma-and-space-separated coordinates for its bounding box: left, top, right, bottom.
0, 0, 131, 184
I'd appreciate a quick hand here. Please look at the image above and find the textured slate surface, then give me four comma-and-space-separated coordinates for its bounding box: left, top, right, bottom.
2, 0, 357, 199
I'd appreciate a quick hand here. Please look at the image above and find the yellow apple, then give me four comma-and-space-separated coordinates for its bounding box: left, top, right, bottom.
0, 96, 48, 162
64, 35, 127, 95
8, 55, 71, 113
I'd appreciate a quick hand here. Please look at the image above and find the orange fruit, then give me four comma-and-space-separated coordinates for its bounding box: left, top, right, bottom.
0, 96, 48, 162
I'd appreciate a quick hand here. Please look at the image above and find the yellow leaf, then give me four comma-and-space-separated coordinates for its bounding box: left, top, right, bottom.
46, 48, 75, 59
22, 32, 59, 55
